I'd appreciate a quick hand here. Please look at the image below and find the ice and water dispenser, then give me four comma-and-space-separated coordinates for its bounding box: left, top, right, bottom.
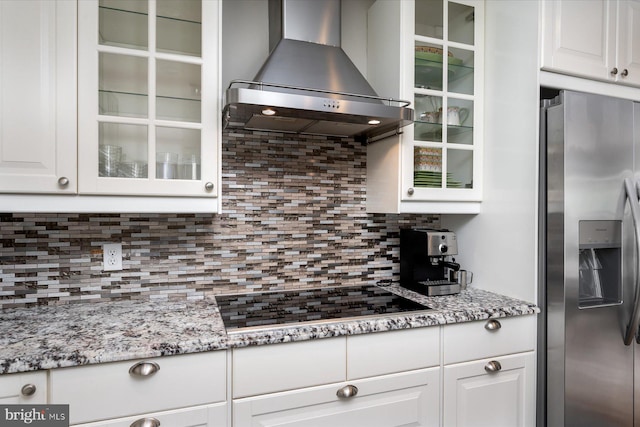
578, 221, 622, 308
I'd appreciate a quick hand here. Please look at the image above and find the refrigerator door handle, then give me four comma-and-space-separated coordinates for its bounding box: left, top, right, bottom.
624, 178, 640, 345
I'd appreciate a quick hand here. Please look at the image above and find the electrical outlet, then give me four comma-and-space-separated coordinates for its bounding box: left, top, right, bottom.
103, 243, 123, 271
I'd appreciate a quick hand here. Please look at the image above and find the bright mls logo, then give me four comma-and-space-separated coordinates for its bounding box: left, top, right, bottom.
0, 405, 69, 426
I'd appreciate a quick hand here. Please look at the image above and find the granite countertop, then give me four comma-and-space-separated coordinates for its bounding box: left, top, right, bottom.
0, 285, 539, 375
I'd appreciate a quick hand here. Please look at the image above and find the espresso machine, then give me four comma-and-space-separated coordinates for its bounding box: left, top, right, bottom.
400, 228, 462, 296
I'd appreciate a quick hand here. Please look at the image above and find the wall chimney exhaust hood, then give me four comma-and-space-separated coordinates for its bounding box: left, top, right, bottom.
222, 0, 413, 144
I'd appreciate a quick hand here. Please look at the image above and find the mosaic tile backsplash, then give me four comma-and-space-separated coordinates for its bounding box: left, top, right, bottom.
0, 131, 439, 307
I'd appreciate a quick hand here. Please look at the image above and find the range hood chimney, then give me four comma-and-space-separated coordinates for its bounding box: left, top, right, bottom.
222, 0, 413, 144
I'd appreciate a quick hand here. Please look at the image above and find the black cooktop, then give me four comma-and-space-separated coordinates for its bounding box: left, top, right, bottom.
215, 285, 430, 332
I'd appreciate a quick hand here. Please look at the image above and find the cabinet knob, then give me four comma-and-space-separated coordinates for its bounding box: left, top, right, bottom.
484, 319, 502, 331
21, 384, 37, 396
129, 361, 160, 377
407, 187, 415, 196
336, 384, 358, 399
204, 182, 214, 191
611, 67, 619, 75
58, 177, 69, 187
484, 360, 502, 373
130, 418, 160, 427
622, 69, 629, 77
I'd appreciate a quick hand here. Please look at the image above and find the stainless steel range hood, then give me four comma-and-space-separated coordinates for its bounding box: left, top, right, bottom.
222, 0, 413, 144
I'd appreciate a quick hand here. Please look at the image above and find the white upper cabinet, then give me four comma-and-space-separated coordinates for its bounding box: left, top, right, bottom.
618, 0, 640, 85
367, 0, 483, 214
542, 0, 640, 87
0, 0, 222, 213
78, 0, 220, 198
0, 0, 77, 194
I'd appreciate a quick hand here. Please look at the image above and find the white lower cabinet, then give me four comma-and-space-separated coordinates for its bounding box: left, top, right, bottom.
0, 316, 536, 427
0, 371, 47, 404
230, 318, 536, 427
443, 352, 535, 427
442, 315, 537, 427
233, 368, 440, 427
232, 328, 441, 427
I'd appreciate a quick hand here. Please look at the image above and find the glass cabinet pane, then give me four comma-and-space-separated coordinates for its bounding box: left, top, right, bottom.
448, 2, 475, 45
415, 0, 443, 39
99, 53, 148, 118
414, 94, 443, 143
99, 0, 148, 50
448, 47, 474, 95
156, 127, 201, 180
446, 98, 473, 145
415, 42, 445, 90
94, 0, 206, 185
447, 149, 473, 189
414, 146, 443, 188
99, 123, 148, 178
156, 60, 201, 122
157, 0, 202, 56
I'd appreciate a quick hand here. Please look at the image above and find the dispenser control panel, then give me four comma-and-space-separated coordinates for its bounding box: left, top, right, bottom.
425, 231, 458, 256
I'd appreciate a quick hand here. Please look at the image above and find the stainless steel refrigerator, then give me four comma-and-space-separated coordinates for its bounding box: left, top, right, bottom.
539, 89, 640, 426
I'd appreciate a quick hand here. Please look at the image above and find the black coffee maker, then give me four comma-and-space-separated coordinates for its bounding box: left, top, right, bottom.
400, 228, 461, 296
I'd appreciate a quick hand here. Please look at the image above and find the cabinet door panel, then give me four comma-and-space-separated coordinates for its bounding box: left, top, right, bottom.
443, 352, 535, 427
617, 0, 640, 86
0, 371, 47, 404
541, 0, 616, 81
0, 0, 76, 193
233, 368, 440, 427
78, 0, 219, 199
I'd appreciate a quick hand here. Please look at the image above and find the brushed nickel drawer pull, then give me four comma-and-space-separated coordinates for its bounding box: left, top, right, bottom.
21, 384, 36, 396
129, 361, 160, 377
130, 417, 160, 427
336, 384, 358, 399
484, 360, 502, 373
484, 319, 502, 331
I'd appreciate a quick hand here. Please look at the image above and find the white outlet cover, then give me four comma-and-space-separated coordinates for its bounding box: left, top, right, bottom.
103, 243, 123, 271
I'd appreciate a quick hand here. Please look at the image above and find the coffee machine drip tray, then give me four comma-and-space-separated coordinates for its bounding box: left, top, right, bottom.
415, 280, 461, 297
215, 285, 430, 332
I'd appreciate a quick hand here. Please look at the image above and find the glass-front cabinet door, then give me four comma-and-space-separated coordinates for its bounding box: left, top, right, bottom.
404, 0, 482, 203
78, 0, 219, 198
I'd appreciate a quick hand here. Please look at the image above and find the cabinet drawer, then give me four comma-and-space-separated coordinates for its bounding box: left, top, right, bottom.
50, 351, 226, 424
73, 403, 227, 427
233, 368, 440, 427
347, 327, 440, 380
232, 337, 346, 398
443, 315, 536, 364
0, 371, 47, 404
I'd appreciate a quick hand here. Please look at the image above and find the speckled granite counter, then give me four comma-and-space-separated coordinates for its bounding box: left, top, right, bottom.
0, 298, 228, 374
0, 286, 538, 375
